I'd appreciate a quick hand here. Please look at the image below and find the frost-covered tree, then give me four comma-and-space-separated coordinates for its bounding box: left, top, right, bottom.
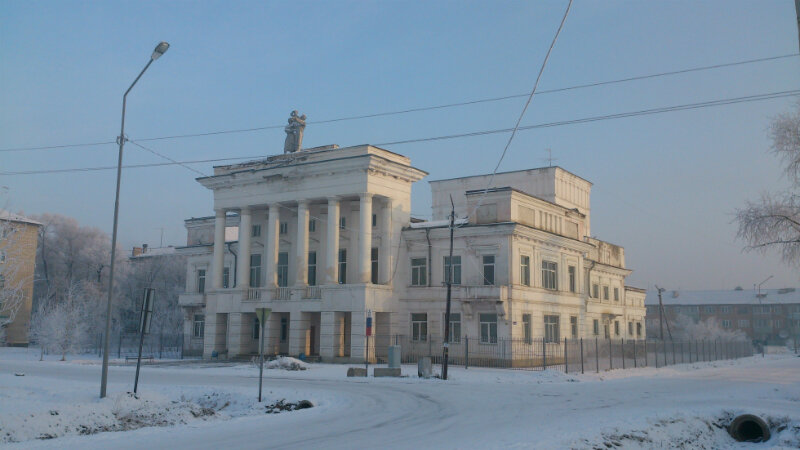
736, 101, 800, 266
671, 314, 748, 342
30, 281, 89, 360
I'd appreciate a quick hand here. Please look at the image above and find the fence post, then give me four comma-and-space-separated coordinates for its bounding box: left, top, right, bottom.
159, 332, 164, 359
580, 338, 584, 374
118, 332, 122, 358
671, 340, 675, 365
644, 340, 648, 367
542, 338, 547, 370
621, 338, 625, 370
464, 336, 469, 370
608, 338, 613, 370
564, 337, 568, 373
714, 339, 717, 361
634, 339, 638, 368
595, 337, 599, 373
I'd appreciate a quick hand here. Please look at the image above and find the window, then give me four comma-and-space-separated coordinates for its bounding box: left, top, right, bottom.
592, 284, 599, 299
252, 317, 260, 340
443, 256, 461, 285
411, 313, 428, 341
339, 216, 346, 230
721, 306, 731, 314
520, 255, 531, 286
636, 322, 642, 337
542, 261, 557, 290
193, 315, 205, 338
279, 222, 288, 234
593, 319, 599, 335
249, 254, 261, 288
371, 248, 378, 284
372, 214, 377, 227
544, 315, 560, 343
737, 306, 749, 314
722, 319, 731, 328
480, 314, 498, 344
338, 249, 347, 284
570, 316, 578, 338
523, 314, 532, 344
0, 274, 4, 291
0, 250, 5, 263
482, 255, 495, 285
308, 251, 317, 286
446, 313, 461, 343
411, 258, 427, 286
197, 269, 206, 293
309, 219, 316, 232
277, 252, 289, 287
280, 317, 288, 342
251, 224, 261, 237
603, 286, 609, 300
604, 323, 610, 338
738, 319, 749, 327
222, 267, 230, 288
568, 266, 576, 293
614, 287, 619, 301
614, 320, 620, 336
628, 321, 633, 336
704, 306, 714, 313
756, 319, 767, 328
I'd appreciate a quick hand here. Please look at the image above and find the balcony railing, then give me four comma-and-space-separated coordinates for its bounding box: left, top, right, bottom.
304, 286, 322, 299
245, 288, 261, 301
275, 287, 292, 301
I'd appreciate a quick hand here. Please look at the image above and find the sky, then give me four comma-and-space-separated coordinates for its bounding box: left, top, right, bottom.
1, 0, 799, 290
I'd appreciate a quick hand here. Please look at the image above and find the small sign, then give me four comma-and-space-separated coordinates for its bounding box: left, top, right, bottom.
366, 316, 372, 337
139, 288, 155, 334
256, 307, 271, 324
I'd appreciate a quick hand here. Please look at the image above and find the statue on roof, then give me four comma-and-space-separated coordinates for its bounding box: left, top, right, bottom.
283, 110, 307, 153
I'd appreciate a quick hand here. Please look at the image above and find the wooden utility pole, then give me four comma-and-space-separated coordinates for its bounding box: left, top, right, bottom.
442, 196, 455, 380
656, 285, 665, 341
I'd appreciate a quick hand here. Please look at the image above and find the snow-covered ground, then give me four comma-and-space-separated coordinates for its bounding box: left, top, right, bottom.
1, 347, 799, 449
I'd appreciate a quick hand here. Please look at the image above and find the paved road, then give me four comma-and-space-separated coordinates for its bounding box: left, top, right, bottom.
4, 356, 800, 449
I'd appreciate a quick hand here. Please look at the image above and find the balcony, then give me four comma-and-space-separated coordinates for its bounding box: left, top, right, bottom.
178, 292, 205, 307
274, 287, 292, 301
403, 284, 508, 303
304, 286, 322, 299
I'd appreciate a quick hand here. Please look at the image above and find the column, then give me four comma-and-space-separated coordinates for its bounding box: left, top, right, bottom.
325, 197, 340, 284
358, 193, 373, 284
265, 204, 280, 288
379, 197, 392, 284
211, 209, 226, 289
288, 311, 310, 356
202, 314, 217, 359
351, 310, 367, 362
237, 207, 252, 289
227, 312, 244, 357
294, 201, 309, 287
320, 311, 335, 361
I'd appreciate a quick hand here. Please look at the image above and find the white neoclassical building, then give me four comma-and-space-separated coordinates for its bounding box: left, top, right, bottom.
177, 142, 645, 362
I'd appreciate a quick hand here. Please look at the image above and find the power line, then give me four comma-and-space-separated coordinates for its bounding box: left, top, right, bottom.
464, 0, 572, 225
1, 88, 798, 177
128, 140, 209, 177
1, 53, 797, 153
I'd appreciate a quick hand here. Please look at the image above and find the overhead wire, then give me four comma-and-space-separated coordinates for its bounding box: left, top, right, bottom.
1, 52, 797, 153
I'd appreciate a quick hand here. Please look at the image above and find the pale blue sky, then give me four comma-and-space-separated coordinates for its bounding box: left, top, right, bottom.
1, 0, 798, 290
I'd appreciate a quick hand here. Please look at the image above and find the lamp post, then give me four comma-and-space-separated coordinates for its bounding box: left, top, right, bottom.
100, 41, 169, 399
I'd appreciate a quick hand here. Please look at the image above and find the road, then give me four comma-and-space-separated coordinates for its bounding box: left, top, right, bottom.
3, 355, 799, 449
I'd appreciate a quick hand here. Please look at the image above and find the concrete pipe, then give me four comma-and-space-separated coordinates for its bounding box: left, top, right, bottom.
728, 414, 771, 443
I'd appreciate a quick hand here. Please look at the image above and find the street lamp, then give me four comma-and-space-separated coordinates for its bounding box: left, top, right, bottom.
100, 41, 169, 399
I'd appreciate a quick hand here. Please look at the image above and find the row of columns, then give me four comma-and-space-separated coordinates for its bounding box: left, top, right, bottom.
210, 194, 393, 290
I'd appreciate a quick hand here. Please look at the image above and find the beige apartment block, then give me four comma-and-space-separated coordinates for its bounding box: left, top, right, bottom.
0, 210, 41, 346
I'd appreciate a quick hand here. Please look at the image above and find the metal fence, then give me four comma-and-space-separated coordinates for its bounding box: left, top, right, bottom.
385, 335, 754, 373
88, 331, 185, 360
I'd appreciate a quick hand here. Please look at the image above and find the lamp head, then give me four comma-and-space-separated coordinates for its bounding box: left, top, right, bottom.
151, 42, 170, 60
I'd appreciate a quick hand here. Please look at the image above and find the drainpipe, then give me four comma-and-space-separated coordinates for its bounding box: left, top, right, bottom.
585, 259, 596, 302
226, 242, 237, 288
425, 228, 432, 287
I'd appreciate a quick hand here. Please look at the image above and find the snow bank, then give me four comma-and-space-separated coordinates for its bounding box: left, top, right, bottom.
250, 356, 309, 371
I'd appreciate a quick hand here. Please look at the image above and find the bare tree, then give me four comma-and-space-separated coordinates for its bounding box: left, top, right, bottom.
30, 281, 89, 360
736, 101, 800, 266
671, 314, 748, 342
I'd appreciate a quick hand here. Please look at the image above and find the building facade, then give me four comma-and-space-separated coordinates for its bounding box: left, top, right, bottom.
645, 289, 800, 345
0, 210, 41, 346
177, 143, 646, 362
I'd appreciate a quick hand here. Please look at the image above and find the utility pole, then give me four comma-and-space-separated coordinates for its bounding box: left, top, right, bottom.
442, 195, 455, 380
796, 0, 800, 52
656, 285, 665, 341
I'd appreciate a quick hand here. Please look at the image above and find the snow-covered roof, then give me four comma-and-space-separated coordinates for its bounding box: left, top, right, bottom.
131, 246, 177, 258
644, 288, 800, 306
0, 209, 41, 226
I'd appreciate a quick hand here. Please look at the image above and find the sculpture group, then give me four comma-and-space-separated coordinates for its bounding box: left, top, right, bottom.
284, 110, 307, 153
